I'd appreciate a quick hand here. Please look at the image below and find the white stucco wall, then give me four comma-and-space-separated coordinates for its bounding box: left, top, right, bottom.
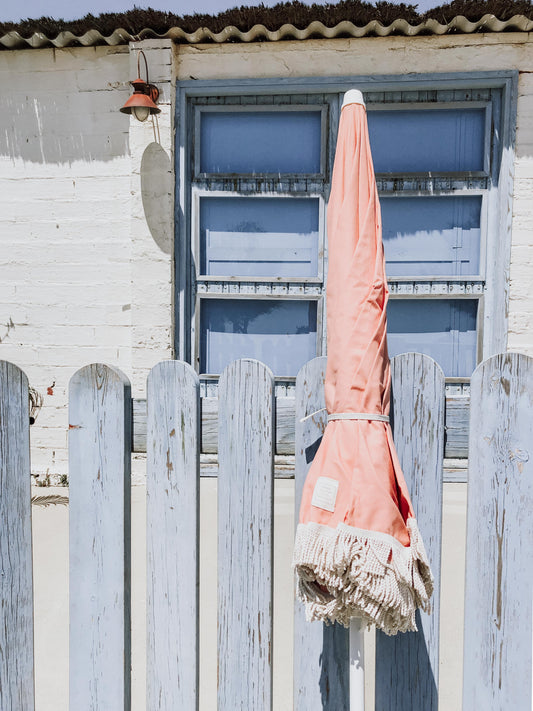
510, 70, 533, 354
128, 39, 175, 396
0, 41, 174, 480
0, 45, 132, 478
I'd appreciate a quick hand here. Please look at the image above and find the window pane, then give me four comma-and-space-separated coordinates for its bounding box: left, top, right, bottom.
387, 299, 478, 377
382, 196, 482, 277
200, 110, 322, 174
368, 108, 485, 173
200, 197, 320, 277
200, 299, 317, 376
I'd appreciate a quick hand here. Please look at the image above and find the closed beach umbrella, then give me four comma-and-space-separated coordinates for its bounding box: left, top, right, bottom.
293, 90, 433, 637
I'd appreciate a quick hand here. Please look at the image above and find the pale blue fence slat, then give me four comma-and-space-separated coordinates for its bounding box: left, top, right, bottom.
69, 364, 132, 711
463, 352, 533, 709
376, 353, 445, 711
293, 356, 349, 710
0, 361, 34, 711
146, 361, 200, 711
217, 359, 275, 710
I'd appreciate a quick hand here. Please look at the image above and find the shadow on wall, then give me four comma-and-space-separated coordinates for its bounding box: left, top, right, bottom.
140, 141, 173, 254
0, 88, 129, 164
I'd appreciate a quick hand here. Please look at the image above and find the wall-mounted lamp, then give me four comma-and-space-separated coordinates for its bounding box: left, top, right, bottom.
120, 50, 161, 122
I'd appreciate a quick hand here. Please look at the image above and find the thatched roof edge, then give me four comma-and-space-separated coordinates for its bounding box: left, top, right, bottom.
2, 2, 533, 50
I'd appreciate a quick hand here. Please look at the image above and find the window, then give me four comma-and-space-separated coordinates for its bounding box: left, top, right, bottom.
178, 75, 515, 386
367, 99, 493, 378
185, 97, 334, 379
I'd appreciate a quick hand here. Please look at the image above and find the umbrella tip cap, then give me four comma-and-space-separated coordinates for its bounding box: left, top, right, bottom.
341, 89, 365, 109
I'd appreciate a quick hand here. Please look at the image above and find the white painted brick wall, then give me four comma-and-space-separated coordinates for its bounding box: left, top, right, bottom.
129, 40, 174, 395
0, 43, 173, 479
509, 71, 533, 354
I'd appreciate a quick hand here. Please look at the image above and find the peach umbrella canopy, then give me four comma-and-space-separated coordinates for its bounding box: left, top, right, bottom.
292, 91, 433, 635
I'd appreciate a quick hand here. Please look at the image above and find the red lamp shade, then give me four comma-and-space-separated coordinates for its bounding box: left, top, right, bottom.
120, 78, 160, 122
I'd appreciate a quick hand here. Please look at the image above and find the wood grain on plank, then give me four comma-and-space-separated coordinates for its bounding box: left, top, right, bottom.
0, 361, 35, 711
217, 359, 275, 711
293, 356, 349, 711
69, 364, 132, 711
146, 361, 200, 711
192, 396, 294, 456
376, 353, 445, 711
463, 353, 533, 709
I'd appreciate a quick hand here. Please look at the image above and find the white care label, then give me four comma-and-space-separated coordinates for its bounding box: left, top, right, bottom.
311, 477, 339, 513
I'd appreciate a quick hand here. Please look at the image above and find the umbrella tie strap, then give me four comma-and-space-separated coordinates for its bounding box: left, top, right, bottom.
328, 413, 389, 423
300, 409, 389, 423
300, 407, 327, 423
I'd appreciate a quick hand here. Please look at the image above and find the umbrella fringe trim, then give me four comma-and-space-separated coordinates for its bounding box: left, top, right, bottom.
293, 517, 434, 635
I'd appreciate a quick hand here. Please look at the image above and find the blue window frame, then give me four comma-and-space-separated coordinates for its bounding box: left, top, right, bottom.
381, 196, 482, 278
178, 73, 515, 383
368, 106, 488, 173
198, 108, 324, 175
387, 299, 478, 378
198, 196, 322, 279
200, 299, 318, 376
187, 97, 333, 378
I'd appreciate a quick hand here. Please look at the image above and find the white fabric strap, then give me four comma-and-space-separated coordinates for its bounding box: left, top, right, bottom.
299, 407, 327, 423
328, 412, 389, 423
300, 409, 390, 424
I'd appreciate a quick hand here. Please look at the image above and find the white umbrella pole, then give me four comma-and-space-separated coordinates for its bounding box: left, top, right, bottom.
349, 617, 365, 711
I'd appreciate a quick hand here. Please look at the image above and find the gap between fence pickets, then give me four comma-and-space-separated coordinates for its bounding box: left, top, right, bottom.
28, 454, 467, 488
200, 454, 466, 482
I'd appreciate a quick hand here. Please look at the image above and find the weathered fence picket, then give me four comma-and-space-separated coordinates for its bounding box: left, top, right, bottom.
375, 354, 445, 711
293, 356, 349, 710
68, 364, 132, 711
463, 353, 533, 709
0, 361, 35, 711
146, 361, 200, 711
3, 351, 533, 710
217, 359, 275, 711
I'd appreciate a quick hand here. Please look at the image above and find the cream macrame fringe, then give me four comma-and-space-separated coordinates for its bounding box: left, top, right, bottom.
292, 518, 433, 635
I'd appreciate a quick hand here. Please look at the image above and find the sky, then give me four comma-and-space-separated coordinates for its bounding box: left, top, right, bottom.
1, 0, 440, 23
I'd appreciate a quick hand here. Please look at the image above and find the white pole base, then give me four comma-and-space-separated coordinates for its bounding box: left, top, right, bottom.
350, 617, 365, 711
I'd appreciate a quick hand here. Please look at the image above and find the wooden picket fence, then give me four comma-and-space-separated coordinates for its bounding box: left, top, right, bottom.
0, 351, 532, 710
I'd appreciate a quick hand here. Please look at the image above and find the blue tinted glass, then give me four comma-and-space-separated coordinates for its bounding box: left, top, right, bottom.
200, 299, 317, 376
200, 111, 322, 174
200, 197, 320, 277
368, 108, 485, 173
382, 196, 482, 277
387, 299, 478, 377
